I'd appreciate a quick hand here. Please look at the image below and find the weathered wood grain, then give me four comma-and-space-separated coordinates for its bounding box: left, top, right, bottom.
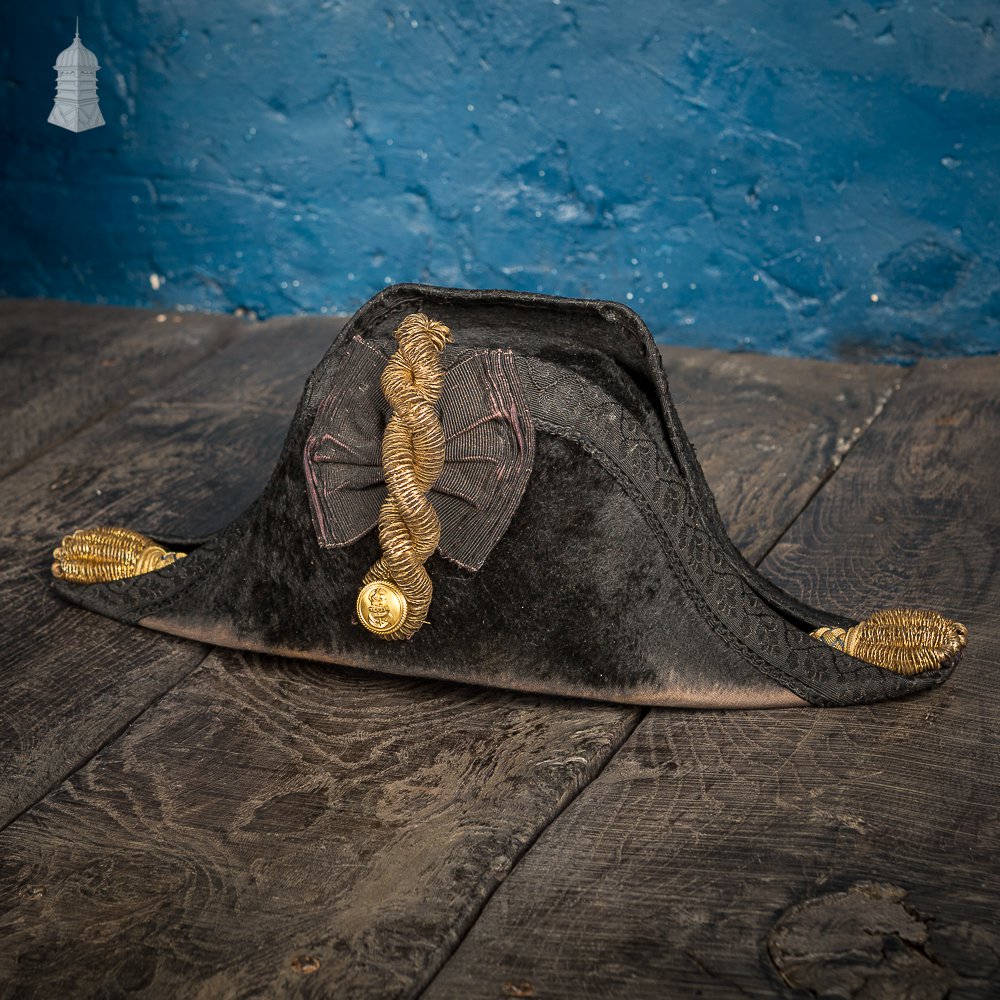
0, 654, 639, 999
424, 355, 1000, 1000
658, 347, 900, 562
0, 298, 243, 478
0, 336, 901, 998
0, 315, 343, 828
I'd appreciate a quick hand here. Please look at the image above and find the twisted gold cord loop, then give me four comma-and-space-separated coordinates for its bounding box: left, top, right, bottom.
51, 526, 186, 583
812, 608, 967, 674
356, 312, 452, 640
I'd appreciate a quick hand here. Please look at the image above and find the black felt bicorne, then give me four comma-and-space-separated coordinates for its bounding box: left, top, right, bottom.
51, 284, 964, 708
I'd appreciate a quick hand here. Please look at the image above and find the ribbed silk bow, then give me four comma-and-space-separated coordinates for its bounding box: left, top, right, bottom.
304, 337, 536, 571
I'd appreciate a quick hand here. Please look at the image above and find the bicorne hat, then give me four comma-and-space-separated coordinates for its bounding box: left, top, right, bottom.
51, 285, 967, 709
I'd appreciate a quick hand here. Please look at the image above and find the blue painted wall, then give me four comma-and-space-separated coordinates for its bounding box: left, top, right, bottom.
2, 1, 999, 358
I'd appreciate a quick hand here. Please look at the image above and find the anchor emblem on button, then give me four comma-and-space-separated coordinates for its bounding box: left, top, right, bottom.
356, 581, 408, 635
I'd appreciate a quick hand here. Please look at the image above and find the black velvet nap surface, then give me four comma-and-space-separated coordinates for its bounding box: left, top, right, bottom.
52, 284, 959, 708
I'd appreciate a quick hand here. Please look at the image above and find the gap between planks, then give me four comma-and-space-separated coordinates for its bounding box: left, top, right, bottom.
750, 365, 910, 570
412, 363, 910, 1000
419, 353, 1000, 1000
0, 302, 248, 482
0, 312, 345, 830
0, 332, 904, 988
0, 647, 216, 834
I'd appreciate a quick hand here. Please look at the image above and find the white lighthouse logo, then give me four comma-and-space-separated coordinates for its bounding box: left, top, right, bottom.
48, 18, 105, 133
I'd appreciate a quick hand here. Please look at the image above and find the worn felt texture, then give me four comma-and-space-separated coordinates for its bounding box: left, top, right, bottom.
51, 284, 959, 707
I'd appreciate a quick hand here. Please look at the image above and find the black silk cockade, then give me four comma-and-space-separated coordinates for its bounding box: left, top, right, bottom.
304, 336, 536, 572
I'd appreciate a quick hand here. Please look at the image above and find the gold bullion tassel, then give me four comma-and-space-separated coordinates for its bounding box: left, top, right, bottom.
812, 609, 968, 675
355, 312, 453, 640
52, 526, 186, 584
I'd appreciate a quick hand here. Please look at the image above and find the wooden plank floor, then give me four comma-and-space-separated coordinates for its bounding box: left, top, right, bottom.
0, 315, 343, 827
0, 299, 243, 480
0, 302, 994, 999
426, 357, 1000, 1000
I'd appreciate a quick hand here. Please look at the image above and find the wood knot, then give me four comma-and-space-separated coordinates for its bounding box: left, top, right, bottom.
768, 883, 954, 998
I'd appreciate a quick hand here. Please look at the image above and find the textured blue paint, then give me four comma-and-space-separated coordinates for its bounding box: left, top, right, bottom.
2, 1, 999, 358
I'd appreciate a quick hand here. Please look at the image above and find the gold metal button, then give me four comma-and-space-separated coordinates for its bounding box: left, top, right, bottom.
356, 581, 408, 636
